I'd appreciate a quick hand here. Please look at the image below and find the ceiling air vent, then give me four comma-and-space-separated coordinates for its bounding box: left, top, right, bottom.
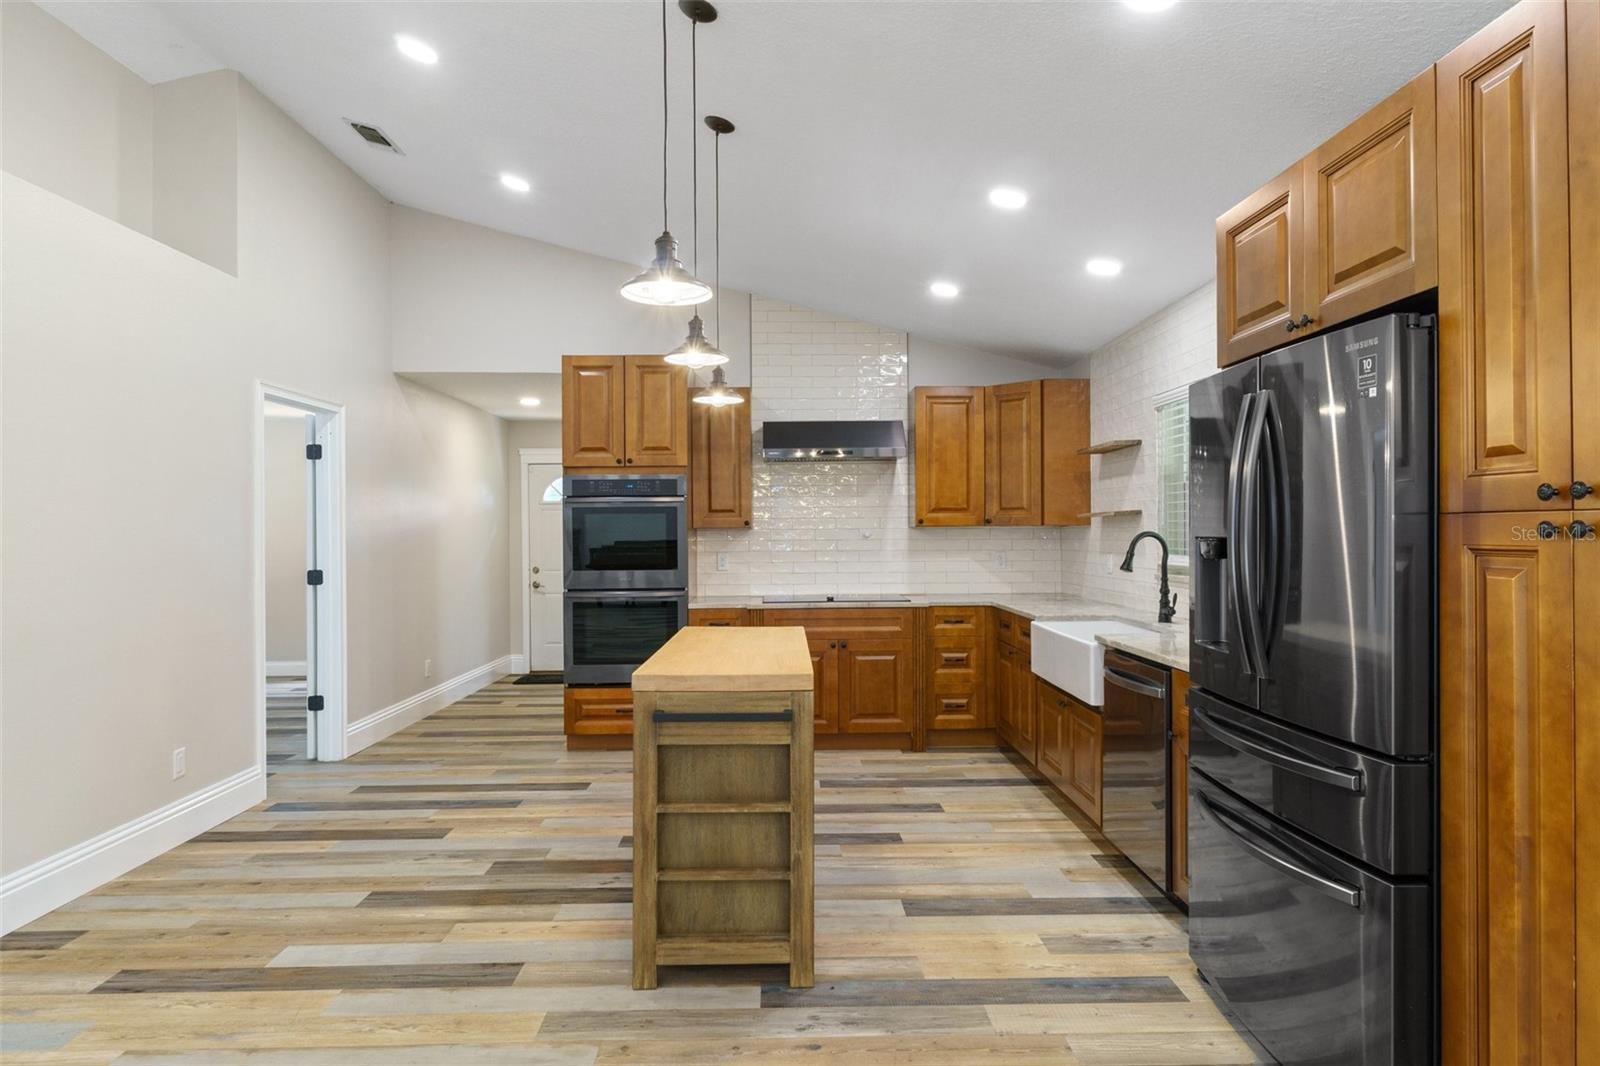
346, 120, 402, 154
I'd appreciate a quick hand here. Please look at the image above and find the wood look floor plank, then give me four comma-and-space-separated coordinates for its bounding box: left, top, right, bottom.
0, 678, 1247, 1063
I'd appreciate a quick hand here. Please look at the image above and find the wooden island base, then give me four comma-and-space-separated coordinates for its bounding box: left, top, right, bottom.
630, 626, 815, 990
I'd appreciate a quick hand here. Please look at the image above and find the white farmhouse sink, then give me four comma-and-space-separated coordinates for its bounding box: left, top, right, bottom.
1031, 620, 1147, 707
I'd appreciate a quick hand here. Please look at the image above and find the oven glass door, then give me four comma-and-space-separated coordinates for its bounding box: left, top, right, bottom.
564, 499, 687, 590
564, 593, 686, 684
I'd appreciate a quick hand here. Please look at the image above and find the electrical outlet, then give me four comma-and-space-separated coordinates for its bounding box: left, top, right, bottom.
424, 658, 433, 679
171, 747, 186, 780
995, 551, 1008, 570
716, 553, 729, 572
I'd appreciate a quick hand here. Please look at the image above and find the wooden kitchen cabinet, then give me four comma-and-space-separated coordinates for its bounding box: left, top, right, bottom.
764, 609, 915, 741
808, 636, 840, 735
1303, 66, 1436, 330
1440, 510, 1576, 1065
1061, 694, 1102, 827
1571, 0, 1600, 516
1216, 162, 1306, 367
690, 387, 752, 528
562, 356, 627, 467
1169, 669, 1191, 905
1437, 0, 1573, 514
912, 387, 985, 526
985, 382, 1043, 525
994, 613, 1036, 760
1576, 509, 1599, 1061
1041, 379, 1091, 526
925, 605, 989, 733
688, 607, 749, 627
1034, 678, 1068, 788
624, 356, 691, 467
563, 685, 636, 738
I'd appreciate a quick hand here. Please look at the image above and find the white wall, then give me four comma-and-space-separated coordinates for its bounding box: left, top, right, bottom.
264, 414, 308, 667
693, 298, 1067, 598
1060, 282, 1216, 608
1, 13, 511, 925
389, 205, 754, 387
909, 335, 1084, 385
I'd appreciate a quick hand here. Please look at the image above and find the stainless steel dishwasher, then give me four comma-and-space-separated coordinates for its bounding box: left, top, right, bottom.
1099, 650, 1170, 891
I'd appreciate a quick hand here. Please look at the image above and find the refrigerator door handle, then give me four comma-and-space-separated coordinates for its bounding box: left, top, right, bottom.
1193, 705, 1364, 792
1258, 391, 1291, 658
1236, 394, 1271, 676
1197, 791, 1363, 909
1227, 392, 1259, 676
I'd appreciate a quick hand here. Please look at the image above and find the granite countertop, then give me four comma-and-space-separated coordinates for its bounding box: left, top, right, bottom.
688, 593, 1190, 672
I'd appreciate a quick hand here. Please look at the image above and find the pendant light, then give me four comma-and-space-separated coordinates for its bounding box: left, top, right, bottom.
666, 6, 728, 368
694, 115, 744, 407
620, 0, 713, 307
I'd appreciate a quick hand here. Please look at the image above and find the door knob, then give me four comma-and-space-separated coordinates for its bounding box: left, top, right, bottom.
531, 580, 544, 589
531, 566, 541, 575
1572, 521, 1596, 540
1572, 481, 1593, 500
1537, 482, 1561, 501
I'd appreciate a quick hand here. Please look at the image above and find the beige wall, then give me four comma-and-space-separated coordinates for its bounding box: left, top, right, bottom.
908, 335, 1084, 386
504, 421, 563, 662
264, 415, 308, 667
2, 20, 511, 890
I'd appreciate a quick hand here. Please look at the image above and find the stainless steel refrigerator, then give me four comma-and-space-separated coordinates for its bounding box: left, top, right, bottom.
1186, 313, 1436, 1065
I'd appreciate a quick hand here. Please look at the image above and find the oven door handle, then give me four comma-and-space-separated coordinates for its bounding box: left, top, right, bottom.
1197, 791, 1362, 909
1193, 706, 1363, 793
566, 590, 687, 601
564, 496, 686, 506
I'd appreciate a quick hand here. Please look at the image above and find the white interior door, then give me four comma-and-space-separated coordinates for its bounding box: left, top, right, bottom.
526, 464, 565, 671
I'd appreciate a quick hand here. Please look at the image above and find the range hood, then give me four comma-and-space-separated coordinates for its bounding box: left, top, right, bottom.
761, 420, 907, 461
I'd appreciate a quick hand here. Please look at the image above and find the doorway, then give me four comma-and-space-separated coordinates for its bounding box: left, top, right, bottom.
256, 384, 347, 766
520, 450, 564, 676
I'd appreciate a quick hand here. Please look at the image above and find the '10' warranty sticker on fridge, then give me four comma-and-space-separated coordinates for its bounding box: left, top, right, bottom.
1349, 335, 1380, 398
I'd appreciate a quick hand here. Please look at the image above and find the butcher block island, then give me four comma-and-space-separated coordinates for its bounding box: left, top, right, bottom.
629, 625, 816, 990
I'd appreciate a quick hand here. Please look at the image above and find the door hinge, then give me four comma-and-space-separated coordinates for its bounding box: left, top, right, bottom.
306, 569, 324, 586
307, 694, 325, 712
306, 443, 323, 460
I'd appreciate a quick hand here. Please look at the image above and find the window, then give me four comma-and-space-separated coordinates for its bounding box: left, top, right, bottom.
541, 478, 565, 504
1154, 388, 1189, 565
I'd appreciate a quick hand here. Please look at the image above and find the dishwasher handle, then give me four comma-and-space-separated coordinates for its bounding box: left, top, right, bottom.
1104, 666, 1165, 701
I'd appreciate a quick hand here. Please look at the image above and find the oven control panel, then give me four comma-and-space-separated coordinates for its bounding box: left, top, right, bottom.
565, 475, 686, 498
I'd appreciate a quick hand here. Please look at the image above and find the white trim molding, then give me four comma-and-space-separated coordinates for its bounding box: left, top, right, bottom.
507, 654, 529, 675
345, 655, 517, 755
265, 660, 308, 677
0, 766, 265, 935
518, 452, 565, 672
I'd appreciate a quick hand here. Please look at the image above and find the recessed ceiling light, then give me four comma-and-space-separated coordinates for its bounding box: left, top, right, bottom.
499, 173, 531, 194
1085, 257, 1124, 278
1122, 0, 1178, 11
929, 280, 961, 299
988, 186, 1028, 210
395, 34, 438, 65
518, 396, 542, 408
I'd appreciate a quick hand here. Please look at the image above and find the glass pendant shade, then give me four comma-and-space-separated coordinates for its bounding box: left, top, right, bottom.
693, 366, 744, 406
621, 232, 712, 306
665, 314, 728, 368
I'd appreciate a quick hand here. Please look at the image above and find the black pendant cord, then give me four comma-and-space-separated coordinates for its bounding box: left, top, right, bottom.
660, 0, 669, 233
690, 22, 698, 278
712, 128, 720, 346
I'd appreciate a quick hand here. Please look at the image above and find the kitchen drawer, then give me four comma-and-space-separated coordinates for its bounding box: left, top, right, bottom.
995, 610, 1031, 650
688, 607, 749, 627
929, 605, 985, 634
564, 686, 635, 736
772, 608, 915, 639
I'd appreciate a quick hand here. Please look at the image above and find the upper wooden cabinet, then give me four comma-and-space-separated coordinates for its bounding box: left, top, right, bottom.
913, 387, 985, 526
1304, 66, 1437, 329
986, 381, 1043, 525
1041, 379, 1091, 525
1438, 0, 1572, 514
562, 356, 627, 467
1217, 162, 1306, 366
623, 357, 691, 467
1570, 0, 1600, 515
690, 387, 752, 528
561, 355, 690, 468
1440, 510, 1575, 1065
1217, 68, 1439, 368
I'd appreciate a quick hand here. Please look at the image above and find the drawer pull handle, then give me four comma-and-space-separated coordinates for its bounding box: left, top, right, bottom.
941, 617, 965, 625
940, 652, 968, 665
940, 699, 968, 710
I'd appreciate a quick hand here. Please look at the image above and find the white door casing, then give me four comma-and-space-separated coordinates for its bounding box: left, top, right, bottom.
521, 452, 565, 671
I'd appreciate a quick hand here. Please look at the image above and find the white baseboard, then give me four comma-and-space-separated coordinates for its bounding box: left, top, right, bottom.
0, 765, 264, 936
344, 655, 517, 755
265, 659, 307, 677
507, 654, 528, 674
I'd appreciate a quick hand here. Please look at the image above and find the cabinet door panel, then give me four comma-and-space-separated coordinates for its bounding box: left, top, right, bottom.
984, 382, 1042, 525
839, 638, 914, 734
809, 638, 839, 736
1216, 163, 1306, 366
562, 356, 625, 467
1063, 699, 1102, 826
1576, 512, 1599, 1060
1169, 670, 1191, 905
1041, 379, 1091, 526
1034, 680, 1068, 787
1572, 0, 1600, 513
1440, 511, 1574, 1065
624, 357, 690, 466
1438, 2, 1572, 513
1305, 67, 1437, 328
913, 387, 985, 526
690, 387, 752, 528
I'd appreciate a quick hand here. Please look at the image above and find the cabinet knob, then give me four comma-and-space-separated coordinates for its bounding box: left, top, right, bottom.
1572, 480, 1593, 500
829, 641, 837, 649
1537, 482, 1561, 501
743, 519, 751, 526
1285, 314, 1315, 333
1538, 520, 1560, 540
984, 518, 992, 524
625, 457, 634, 465
840, 641, 848, 649
615, 458, 623, 465
1572, 520, 1596, 540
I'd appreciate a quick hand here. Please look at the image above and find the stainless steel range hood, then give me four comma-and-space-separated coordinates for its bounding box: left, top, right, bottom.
760, 420, 907, 461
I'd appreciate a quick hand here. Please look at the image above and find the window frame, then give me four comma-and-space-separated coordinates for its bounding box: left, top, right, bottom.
1153, 385, 1190, 574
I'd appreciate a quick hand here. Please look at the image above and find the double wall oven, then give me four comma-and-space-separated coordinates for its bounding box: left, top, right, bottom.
562, 474, 688, 684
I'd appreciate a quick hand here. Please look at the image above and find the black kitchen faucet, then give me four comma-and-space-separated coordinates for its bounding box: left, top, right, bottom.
1120, 530, 1177, 624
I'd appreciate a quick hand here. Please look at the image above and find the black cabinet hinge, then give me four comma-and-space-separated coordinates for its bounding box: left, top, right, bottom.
306, 443, 323, 460
307, 694, 325, 712
306, 569, 324, 586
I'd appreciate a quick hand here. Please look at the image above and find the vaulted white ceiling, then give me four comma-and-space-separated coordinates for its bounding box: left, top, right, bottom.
47, 0, 1510, 361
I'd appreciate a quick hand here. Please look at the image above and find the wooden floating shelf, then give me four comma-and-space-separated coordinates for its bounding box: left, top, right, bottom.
1079, 439, 1142, 455
656, 801, 792, 815
1079, 509, 1144, 519
657, 867, 792, 882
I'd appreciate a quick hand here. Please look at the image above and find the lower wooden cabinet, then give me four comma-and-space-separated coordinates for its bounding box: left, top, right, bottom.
926, 605, 989, 732
1035, 677, 1102, 827
687, 607, 748, 627
1169, 669, 1191, 905
1034, 680, 1068, 785
764, 609, 915, 739
563, 686, 635, 738
994, 641, 1036, 762
1440, 511, 1576, 1064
